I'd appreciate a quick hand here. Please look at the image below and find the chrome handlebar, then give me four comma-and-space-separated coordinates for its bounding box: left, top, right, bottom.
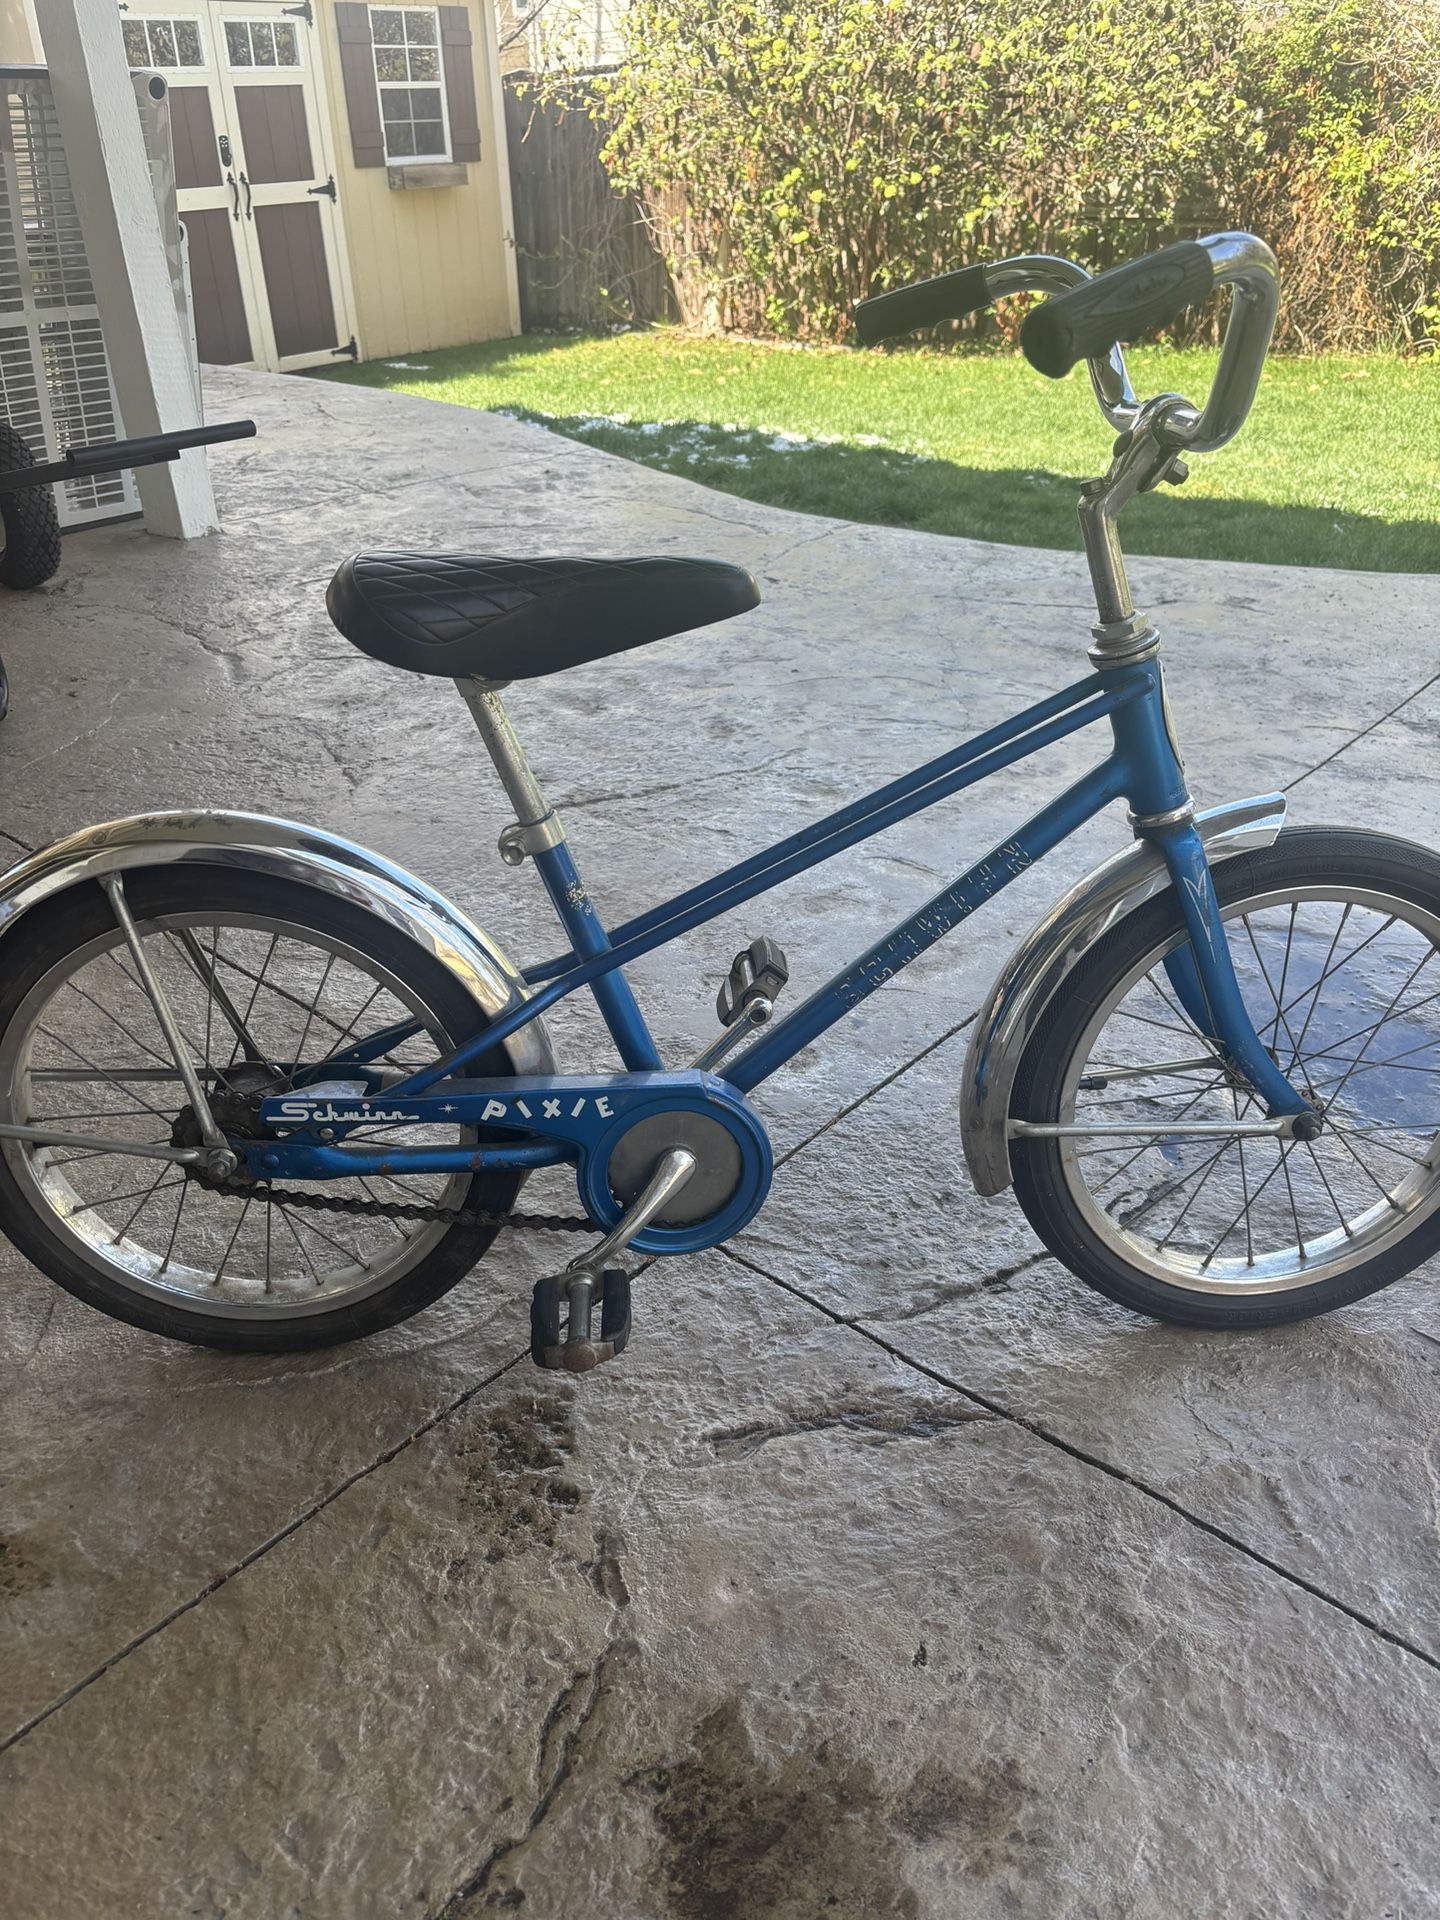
978, 253, 1141, 432
976, 232, 1279, 454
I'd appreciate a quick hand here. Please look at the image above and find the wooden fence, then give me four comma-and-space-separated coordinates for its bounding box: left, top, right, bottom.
502, 79, 678, 332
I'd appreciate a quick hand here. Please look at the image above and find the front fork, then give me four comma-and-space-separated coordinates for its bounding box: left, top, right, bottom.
1154, 823, 1312, 1119
1110, 656, 1314, 1124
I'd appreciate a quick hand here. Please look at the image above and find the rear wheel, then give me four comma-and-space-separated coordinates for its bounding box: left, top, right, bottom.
1011, 828, 1440, 1326
0, 868, 526, 1349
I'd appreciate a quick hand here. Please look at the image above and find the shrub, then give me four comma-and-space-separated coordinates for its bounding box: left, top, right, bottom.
569, 0, 1439, 350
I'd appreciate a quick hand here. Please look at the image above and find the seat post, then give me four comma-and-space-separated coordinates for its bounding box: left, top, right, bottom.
453, 677, 662, 1072
455, 676, 561, 849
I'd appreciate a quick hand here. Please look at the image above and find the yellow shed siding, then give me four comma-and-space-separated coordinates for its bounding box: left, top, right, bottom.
315, 0, 518, 361
0, 0, 39, 62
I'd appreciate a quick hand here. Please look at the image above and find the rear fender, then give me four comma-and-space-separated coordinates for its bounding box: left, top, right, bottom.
0, 809, 556, 1075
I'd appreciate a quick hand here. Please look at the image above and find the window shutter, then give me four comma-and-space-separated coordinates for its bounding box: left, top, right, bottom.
439, 6, 482, 165
334, 2, 385, 168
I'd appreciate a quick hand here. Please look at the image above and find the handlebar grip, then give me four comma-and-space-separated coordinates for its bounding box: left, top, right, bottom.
853, 265, 991, 346
1020, 241, 1214, 379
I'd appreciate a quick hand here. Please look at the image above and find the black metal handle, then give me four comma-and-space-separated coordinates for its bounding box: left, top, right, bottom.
227, 170, 239, 220
0, 421, 258, 497
853, 266, 992, 346
1021, 242, 1215, 379
240, 171, 252, 220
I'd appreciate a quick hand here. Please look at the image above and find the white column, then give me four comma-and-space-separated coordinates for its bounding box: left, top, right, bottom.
37, 0, 217, 538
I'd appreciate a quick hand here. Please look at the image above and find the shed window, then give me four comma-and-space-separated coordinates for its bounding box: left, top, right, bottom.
120, 16, 205, 69
369, 7, 449, 159
223, 19, 304, 68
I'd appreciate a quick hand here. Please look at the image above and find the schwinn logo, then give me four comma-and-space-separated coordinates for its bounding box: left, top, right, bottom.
275, 1101, 421, 1124
273, 1094, 619, 1124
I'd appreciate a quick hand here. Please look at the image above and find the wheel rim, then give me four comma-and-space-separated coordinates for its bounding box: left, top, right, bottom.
1, 908, 485, 1321
1054, 885, 1440, 1294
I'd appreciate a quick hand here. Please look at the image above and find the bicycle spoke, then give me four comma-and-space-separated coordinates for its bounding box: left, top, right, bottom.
104, 1171, 184, 1238
1199, 1138, 1294, 1270
35, 1026, 174, 1123
213, 1194, 253, 1287
1326, 1123, 1427, 1165
1323, 948, 1437, 1113
359, 1177, 409, 1236
1277, 912, 1396, 1035
157, 1180, 188, 1275
1283, 901, 1351, 1068
283, 1205, 372, 1269
230, 932, 280, 1068
1324, 1126, 1400, 1208
174, 926, 264, 1062
62, 975, 173, 1071
275, 1203, 325, 1285
1267, 902, 1299, 1058
1240, 914, 1305, 1068
1279, 1142, 1305, 1260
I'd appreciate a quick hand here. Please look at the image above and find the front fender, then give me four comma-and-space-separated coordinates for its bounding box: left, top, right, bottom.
0, 809, 556, 1077
961, 793, 1286, 1197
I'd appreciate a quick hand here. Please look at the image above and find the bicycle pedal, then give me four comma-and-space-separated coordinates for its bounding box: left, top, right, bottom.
530, 1267, 631, 1374
717, 936, 789, 1027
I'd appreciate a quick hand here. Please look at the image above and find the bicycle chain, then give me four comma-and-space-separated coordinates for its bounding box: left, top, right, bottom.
196, 1170, 595, 1235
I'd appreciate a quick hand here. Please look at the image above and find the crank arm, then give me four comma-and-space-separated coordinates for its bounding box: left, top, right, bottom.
533, 1147, 697, 1374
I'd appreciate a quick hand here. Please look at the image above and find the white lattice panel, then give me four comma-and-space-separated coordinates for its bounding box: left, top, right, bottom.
0, 73, 138, 527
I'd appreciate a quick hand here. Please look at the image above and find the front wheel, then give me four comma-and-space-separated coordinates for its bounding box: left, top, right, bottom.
0, 867, 528, 1350
1011, 827, 1440, 1326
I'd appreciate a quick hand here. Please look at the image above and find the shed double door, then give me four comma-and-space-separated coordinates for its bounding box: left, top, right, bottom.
124, 0, 356, 370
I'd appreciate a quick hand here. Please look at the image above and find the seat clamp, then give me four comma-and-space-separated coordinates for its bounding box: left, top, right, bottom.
499, 811, 566, 866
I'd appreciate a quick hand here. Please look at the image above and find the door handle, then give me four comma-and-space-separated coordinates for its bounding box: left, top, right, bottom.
240, 172, 253, 220
226, 170, 240, 221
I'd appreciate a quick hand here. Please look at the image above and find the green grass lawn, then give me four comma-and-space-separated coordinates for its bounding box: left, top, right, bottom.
319, 330, 1439, 573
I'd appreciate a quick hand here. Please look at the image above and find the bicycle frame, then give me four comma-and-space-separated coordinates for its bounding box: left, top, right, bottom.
255, 651, 1310, 1184
248, 237, 1304, 1187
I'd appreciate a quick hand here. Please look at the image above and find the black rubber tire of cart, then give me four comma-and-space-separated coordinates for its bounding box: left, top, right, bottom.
0, 422, 63, 590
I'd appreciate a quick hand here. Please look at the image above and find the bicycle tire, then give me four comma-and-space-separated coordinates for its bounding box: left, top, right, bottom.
0, 422, 62, 590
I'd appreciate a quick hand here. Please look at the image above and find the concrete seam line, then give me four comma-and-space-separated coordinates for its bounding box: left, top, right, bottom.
720, 1244, 1440, 1679
0, 1347, 530, 1756
1284, 666, 1440, 793
775, 1008, 981, 1169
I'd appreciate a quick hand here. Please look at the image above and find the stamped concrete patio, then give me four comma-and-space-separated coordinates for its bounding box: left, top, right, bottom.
1, 368, 1438, 1918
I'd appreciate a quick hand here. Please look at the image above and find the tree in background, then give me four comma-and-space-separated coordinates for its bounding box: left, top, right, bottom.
573, 0, 1438, 351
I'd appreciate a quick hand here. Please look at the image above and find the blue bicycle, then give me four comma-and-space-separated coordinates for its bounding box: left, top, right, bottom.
2, 232, 1438, 1366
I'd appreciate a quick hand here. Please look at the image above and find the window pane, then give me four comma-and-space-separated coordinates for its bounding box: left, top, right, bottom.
149, 20, 177, 65
411, 120, 445, 156
225, 20, 252, 64
380, 91, 410, 123
273, 21, 299, 64
122, 20, 150, 64
386, 122, 416, 157
405, 9, 437, 43
371, 9, 403, 44
174, 19, 203, 64
407, 87, 442, 117
251, 21, 276, 64
408, 45, 438, 79
375, 47, 408, 79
